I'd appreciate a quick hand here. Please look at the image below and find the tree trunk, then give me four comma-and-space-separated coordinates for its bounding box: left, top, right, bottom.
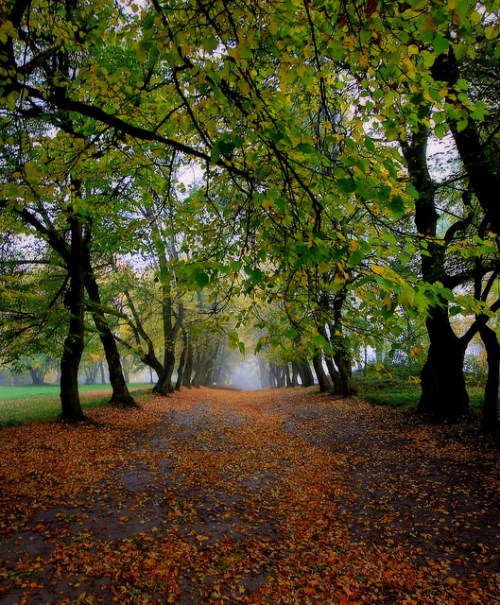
30, 367, 45, 385
284, 364, 292, 387
432, 52, 500, 236
324, 355, 341, 394
114, 282, 166, 392
269, 363, 276, 388
478, 324, 500, 433
290, 362, 299, 387
276, 365, 286, 388
152, 341, 176, 394
192, 343, 215, 387
329, 291, 356, 398
153, 351, 175, 394
182, 341, 193, 388
213, 344, 230, 384
205, 366, 215, 386
60, 213, 86, 422
298, 360, 315, 387
418, 307, 469, 417
145, 206, 182, 396
292, 362, 301, 385
83, 254, 137, 408
318, 325, 342, 394
401, 124, 469, 418
312, 352, 331, 393
258, 357, 270, 389
332, 342, 356, 397
175, 339, 187, 391
84, 365, 97, 385
99, 360, 106, 384
104, 335, 137, 407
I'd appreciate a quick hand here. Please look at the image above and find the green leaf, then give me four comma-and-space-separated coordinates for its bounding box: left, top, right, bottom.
295, 142, 315, 153
268, 130, 285, 144
338, 178, 356, 194
211, 137, 240, 162
405, 183, 419, 199
399, 283, 415, 306
193, 270, 209, 288
365, 137, 375, 152
434, 122, 449, 138
143, 14, 155, 29
433, 35, 449, 55
454, 43, 468, 60
250, 268, 263, 284
418, 104, 431, 120
349, 249, 364, 266
387, 195, 406, 219
203, 36, 219, 52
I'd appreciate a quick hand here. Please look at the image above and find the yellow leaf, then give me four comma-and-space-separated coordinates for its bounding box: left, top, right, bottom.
470, 11, 481, 24
421, 15, 437, 31
485, 26, 497, 40
359, 54, 369, 67
196, 534, 210, 542
371, 265, 386, 275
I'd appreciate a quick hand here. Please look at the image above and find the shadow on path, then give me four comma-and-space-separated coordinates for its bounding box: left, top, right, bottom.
0, 387, 498, 604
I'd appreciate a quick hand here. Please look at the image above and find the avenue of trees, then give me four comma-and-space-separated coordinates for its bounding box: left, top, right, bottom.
0, 0, 498, 430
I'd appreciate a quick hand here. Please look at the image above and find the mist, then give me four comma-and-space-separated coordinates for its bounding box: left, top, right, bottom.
229, 359, 262, 391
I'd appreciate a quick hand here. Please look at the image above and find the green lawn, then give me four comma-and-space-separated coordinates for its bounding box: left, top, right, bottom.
0, 384, 153, 426
354, 374, 485, 415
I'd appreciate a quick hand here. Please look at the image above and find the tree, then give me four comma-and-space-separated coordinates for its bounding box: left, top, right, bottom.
10, 354, 56, 385
1, 0, 139, 418
2, 0, 498, 427
324, 0, 500, 419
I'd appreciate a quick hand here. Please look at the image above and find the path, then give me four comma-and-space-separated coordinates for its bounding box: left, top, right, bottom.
0, 387, 498, 604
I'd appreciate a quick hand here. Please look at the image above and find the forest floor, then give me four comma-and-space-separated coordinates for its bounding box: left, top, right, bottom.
0, 387, 498, 605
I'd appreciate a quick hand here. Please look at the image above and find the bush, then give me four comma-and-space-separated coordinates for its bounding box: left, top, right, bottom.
464, 353, 487, 387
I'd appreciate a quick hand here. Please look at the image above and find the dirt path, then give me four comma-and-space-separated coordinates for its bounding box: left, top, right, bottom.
0, 388, 498, 604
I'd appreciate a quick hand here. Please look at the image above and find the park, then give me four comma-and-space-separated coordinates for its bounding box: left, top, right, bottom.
0, 0, 499, 602
0, 386, 498, 603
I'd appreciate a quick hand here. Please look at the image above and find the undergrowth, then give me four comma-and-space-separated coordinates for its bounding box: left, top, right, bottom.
354, 372, 485, 416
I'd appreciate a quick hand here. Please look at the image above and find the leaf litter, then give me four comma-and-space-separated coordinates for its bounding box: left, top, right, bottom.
0, 387, 498, 604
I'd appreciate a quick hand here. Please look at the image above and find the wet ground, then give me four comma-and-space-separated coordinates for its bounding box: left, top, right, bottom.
0, 387, 498, 604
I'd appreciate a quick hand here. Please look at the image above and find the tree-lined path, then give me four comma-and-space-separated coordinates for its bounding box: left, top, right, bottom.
1, 389, 498, 604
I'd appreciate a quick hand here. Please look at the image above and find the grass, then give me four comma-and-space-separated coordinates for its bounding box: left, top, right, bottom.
353, 374, 420, 409
0, 378, 488, 427
354, 373, 485, 415
0, 383, 153, 426
0, 383, 130, 401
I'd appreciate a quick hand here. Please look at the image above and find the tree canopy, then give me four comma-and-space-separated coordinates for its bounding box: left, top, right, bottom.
0, 0, 499, 427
